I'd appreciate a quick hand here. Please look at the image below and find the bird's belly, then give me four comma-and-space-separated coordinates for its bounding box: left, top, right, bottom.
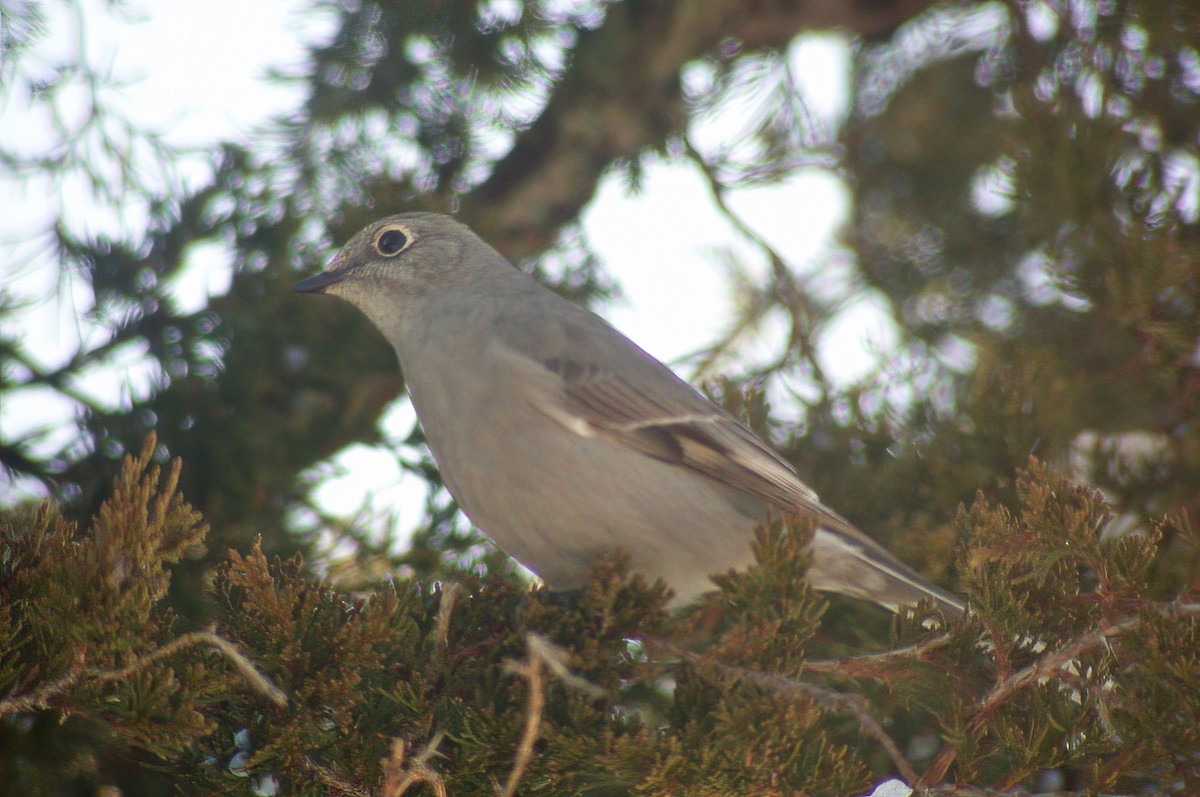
426, 407, 764, 605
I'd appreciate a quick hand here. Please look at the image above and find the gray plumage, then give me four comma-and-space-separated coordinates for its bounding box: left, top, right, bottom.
294, 212, 964, 617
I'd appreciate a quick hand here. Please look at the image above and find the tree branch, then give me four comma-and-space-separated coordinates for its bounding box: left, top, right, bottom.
650, 638, 921, 785
460, 0, 936, 260
0, 629, 287, 715
919, 601, 1200, 786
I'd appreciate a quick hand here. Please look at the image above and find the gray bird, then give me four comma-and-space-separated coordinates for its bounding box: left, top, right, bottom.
294, 213, 964, 617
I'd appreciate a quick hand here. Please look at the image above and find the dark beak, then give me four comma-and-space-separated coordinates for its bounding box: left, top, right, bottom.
292, 270, 349, 294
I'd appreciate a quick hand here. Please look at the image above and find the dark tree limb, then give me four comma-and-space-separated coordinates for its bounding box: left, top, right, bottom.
459, 0, 935, 260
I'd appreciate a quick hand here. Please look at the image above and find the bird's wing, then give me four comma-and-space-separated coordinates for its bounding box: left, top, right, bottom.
492, 340, 821, 513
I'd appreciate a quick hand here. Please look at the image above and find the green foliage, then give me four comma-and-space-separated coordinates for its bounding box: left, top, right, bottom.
707, 516, 827, 673
917, 460, 1199, 791
4, 439, 1200, 794
961, 459, 1152, 629
186, 517, 864, 796
0, 436, 212, 792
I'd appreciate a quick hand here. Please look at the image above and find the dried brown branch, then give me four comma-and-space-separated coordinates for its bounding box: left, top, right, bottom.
651, 638, 920, 784
303, 756, 373, 797
434, 583, 462, 654
498, 637, 547, 797
379, 732, 448, 797
426, 582, 463, 683
0, 650, 87, 714
919, 601, 1200, 786
494, 633, 608, 797
800, 631, 957, 677
0, 629, 287, 715
525, 633, 606, 699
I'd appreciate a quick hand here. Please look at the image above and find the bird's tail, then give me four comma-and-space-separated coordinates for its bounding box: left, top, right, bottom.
808, 524, 966, 619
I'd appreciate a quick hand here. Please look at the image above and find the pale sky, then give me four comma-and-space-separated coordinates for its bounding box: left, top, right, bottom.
1, 1, 892, 548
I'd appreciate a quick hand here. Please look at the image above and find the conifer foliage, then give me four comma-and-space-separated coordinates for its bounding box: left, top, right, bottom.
3, 443, 1198, 794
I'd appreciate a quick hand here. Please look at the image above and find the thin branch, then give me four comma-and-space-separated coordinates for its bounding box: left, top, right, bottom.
434, 583, 462, 659
423, 582, 463, 686
682, 136, 833, 391
651, 638, 920, 785
93, 630, 287, 707
302, 536, 582, 795
526, 633, 606, 699
974, 621, 1133, 721
303, 757, 373, 797
800, 632, 957, 676
6, 346, 111, 417
0, 629, 287, 715
0, 650, 87, 714
378, 732, 448, 797
498, 637, 548, 797
919, 601, 1200, 786
494, 633, 609, 797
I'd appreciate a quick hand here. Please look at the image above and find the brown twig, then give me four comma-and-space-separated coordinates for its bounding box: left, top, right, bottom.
379, 732, 448, 797
495, 633, 607, 797
800, 632, 957, 676
426, 582, 463, 683
651, 639, 921, 785
919, 602, 1200, 786
525, 633, 605, 699
434, 583, 462, 655
0, 650, 87, 714
0, 629, 287, 714
974, 621, 1133, 720
498, 637, 548, 797
303, 756, 373, 797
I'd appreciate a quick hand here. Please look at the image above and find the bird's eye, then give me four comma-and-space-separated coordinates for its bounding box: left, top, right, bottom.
373, 226, 412, 257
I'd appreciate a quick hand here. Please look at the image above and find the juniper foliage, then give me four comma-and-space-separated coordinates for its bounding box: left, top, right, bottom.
3, 443, 1198, 794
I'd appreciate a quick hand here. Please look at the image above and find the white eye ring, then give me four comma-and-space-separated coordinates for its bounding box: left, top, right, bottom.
373, 225, 414, 257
